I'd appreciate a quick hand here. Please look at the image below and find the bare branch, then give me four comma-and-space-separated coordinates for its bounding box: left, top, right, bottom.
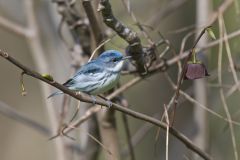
218, 15, 238, 160
0, 15, 30, 37
82, 0, 104, 52
0, 101, 50, 135
121, 100, 135, 160
148, 0, 188, 26
98, 0, 146, 74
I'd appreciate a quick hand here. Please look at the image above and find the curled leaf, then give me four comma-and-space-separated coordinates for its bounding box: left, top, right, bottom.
206, 27, 216, 40
42, 74, 54, 81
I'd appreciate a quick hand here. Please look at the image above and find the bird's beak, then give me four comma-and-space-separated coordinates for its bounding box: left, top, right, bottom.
122, 56, 132, 60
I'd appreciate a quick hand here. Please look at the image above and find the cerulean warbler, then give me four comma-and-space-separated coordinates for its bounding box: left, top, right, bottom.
48, 50, 130, 100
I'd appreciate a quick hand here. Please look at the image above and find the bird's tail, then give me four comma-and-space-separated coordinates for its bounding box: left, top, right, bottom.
47, 91, 63, 99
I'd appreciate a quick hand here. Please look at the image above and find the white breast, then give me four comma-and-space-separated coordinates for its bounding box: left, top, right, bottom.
107, 61, 124, 72
90, 73, 120, 95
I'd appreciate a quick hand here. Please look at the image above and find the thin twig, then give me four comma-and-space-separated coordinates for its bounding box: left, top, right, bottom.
148, 0, 188, 26
163, 104, 170, 160
0, 101, 50, 135
226, 82, 240, 97
88, 38, 111, 62
121, 103, 136, 160
83, 0, 104, 51
67, 126, 113, 157
218, 15, 238, 160
122, 113, 160, 157
121, 0, 154, 45
0, 14, 31, 37
222, 17, 240, 94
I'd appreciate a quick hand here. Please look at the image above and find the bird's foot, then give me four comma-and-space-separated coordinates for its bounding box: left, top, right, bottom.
90, 95, 97, 104
97, 95, 112, 108
75, 91, 81, 96
106, 100, 112, 108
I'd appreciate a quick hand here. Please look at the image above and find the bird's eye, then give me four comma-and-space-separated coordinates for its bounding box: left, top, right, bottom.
112, 58, 118, 62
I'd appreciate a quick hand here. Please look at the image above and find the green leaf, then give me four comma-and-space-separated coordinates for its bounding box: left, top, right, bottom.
206, 27, 216, 40
42, 74, 54, 81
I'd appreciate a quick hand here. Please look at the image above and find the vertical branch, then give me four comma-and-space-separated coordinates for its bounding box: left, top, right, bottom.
54, 0, 91, 55
163, 105, 170, 160
219, 15, 239, 160
121, 98, 135, 160
98, 109, 120, 160
24, 1, 67, 160
82, 0, 104, 52
192, 0, 210, 158
121, 0, 154, 45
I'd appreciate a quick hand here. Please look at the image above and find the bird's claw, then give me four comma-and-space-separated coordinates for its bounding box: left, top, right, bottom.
90, 95, 112, 108
91, 95, 97, 104
106, 100, 112, 108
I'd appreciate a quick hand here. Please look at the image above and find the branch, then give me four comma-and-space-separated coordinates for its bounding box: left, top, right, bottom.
0, 101, 50, 135
82, 0, 104, 51
0, 50, 212, 160
121, 99, 136, 160
0, 15, 30, 37
53, 0, 91, 55
192, 0, 210, 157
218, 15, 238, 160
148, 0, 188, 26
98, 0, 146, 74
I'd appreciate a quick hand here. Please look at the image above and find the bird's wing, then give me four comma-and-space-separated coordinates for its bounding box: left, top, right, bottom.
63, 60, 104, 87
79, 61, 104, 75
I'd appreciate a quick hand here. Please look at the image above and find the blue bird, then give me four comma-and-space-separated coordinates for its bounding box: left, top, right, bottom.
48, 50, 131, 102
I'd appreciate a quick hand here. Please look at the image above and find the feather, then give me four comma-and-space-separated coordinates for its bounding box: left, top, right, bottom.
47, 91, 63, 99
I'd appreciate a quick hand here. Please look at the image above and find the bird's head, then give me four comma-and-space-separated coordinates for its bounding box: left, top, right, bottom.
98, 50, 131, 72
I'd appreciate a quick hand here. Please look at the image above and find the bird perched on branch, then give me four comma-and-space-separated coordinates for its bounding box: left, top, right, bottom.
48, 50, 131, 103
